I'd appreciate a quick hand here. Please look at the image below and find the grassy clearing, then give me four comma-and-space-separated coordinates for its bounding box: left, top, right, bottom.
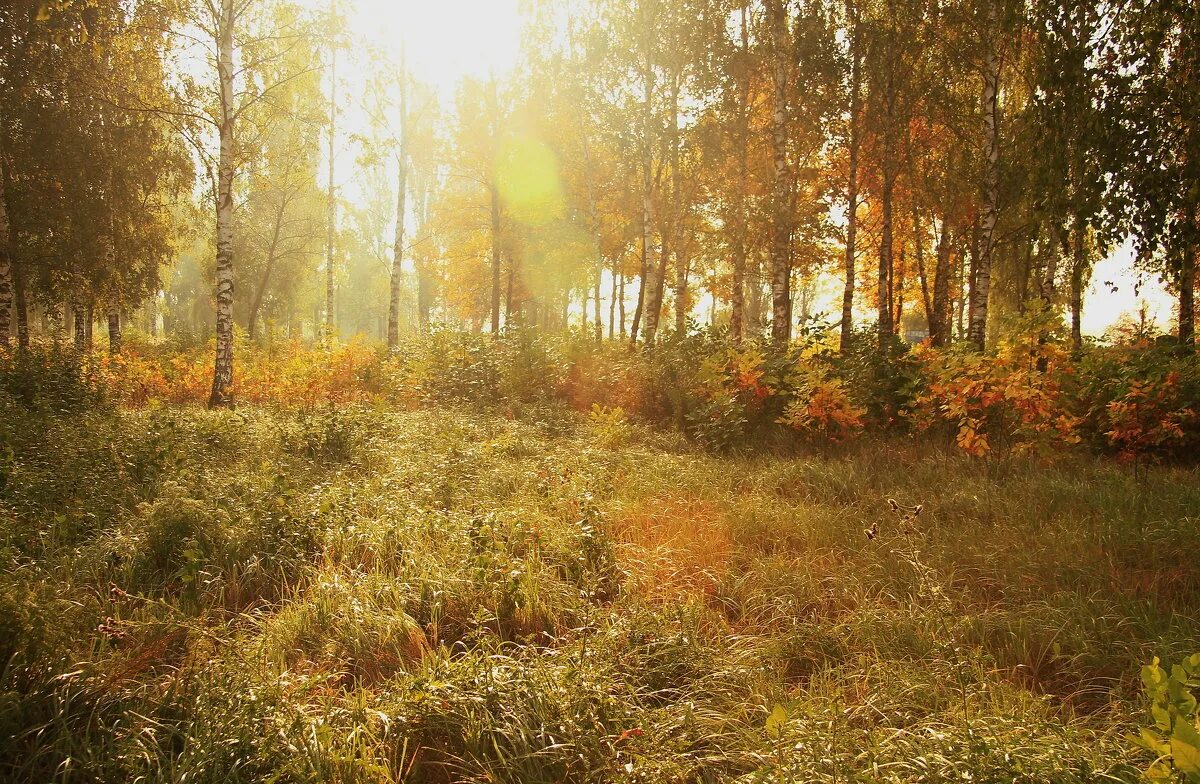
1, 400, 1196, 782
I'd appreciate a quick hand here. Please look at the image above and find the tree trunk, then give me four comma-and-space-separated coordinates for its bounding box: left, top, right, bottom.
594, 267, 602, 341
608, 262, 617, 340
14, 265, 28, 349
248, 205, 284, 344
674, 244, 689, 333
634, 7, 656, 347
1180, 247, 1196, 350
388, 52, 408, 349
668, 73, 686, 336
618, 271, 627, 338
490, 184, 502, 335
840, 3, 861, 354
324, 17, 338, 342
878, 171, 896, 340
731, 2, 750, 343
914, 209, 932, 337
85, 304, 94, 352
1070, 215, 1085, 352
73, 305, 86, 351
0, 178, 10, 347
969, 14, 1001, 351
209, 0, 236, 408
767, 0, 791, 344
107, 309, 121, 355
930, 219, 952, 346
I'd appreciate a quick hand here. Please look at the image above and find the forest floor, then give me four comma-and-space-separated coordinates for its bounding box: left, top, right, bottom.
2, 401, 1197, 782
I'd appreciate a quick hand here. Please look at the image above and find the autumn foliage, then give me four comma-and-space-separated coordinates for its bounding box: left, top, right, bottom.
3, 329, 1197, 463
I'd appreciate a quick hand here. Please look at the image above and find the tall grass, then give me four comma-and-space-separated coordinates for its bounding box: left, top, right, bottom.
1, 391, 1193, 781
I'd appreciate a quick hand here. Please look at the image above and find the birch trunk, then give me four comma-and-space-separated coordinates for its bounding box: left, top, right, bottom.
388, 52, 408, 349
730, 2, 749, 343
767, 0, 791, 344
969, 11, 1001, 351
208, 0, 236, 408
840, 3, 861, 353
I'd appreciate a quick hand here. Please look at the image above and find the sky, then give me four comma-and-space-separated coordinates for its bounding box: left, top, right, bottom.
339, 0, 524, 96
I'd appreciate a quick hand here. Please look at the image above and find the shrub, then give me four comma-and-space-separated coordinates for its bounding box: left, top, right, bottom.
1075, 341, 1200, 463
914, 341, 1079, 459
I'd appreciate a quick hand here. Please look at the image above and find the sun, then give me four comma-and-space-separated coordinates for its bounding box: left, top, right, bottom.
339, 0, 524, 99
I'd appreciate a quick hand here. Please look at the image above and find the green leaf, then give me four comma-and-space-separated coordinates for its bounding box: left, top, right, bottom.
765, 703, 788, 739
1133, 727, 1168, 755
1170, 719, 1200, 778
1143, 659, 1167, 690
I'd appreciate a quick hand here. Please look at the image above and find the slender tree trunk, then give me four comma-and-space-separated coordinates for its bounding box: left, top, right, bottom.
674, 244, 689, 333
746, 253, 763, 334
147, 293, 158, 339
388, 51, 408, 349
618, 271, 627, 338
505, 252, 515, 325
669, 73, 686, 336
107, 309, 121, 355
324, 12, 339, 342
840, 5, 861, 353
13, 264, 27, 349
248, 206, 284, 344
877, 6, 898, 344
731, 2, 750, 343
1180, 247, 1196, 350
594, 267, 602, 341
0, 163, 11, 347
85, 304, 94, 352
969, 14, 1001, 351
878, 172, 895, 339
894, 246, 905, 333
1070, 215, 1085, 352
580, 115, 603, 343
490, 184, 502, 335
247, 254, 275, 344
209, 0, 236, 408
648, 71, 681, 343
767, 0, 791, 344
914, 209, 932, 336
931, 219, 952, 346
73, 305, 86, 351
1041, 222, 1061, 307
608, 263, 616, 340
634, 7, 655, 347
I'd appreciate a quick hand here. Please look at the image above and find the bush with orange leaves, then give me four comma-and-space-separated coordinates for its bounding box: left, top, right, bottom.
1074, 340, 1199, 464
914, 338, 1080, 459
98, 338, 388, 408
688, 344, 866, 451
776, 371, 866, 444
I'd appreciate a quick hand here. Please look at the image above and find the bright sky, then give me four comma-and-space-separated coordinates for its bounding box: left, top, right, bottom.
340, 0, 523, 97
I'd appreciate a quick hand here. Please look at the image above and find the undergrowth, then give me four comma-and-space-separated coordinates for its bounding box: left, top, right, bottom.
1, 396, 1195, 781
